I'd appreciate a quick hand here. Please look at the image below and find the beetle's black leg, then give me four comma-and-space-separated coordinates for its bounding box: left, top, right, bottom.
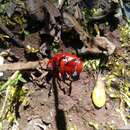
56, 78, 66, 94
68, 81, 73, 96
48, 84, 52, 96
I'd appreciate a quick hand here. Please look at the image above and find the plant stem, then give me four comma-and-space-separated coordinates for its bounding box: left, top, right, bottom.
0, 71, 19, 119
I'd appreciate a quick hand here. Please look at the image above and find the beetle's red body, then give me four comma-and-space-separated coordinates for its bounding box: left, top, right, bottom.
47, 52, 83, 80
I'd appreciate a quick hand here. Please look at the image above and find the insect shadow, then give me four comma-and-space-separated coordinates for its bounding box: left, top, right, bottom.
52, 77, 67, 130
45, 71, 73, 96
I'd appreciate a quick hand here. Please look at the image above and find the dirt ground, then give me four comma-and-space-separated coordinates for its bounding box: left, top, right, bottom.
13, 71, 126, 130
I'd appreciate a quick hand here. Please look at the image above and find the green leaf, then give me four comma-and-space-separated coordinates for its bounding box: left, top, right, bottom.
19, 77, 26, 83
0, 122, 3, 130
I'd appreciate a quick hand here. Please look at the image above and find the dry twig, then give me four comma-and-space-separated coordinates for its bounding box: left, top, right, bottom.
63, 12, 91, 47
0, 59, 49, 71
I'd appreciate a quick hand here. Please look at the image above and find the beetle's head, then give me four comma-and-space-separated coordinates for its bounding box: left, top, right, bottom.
71, 71, 79, 81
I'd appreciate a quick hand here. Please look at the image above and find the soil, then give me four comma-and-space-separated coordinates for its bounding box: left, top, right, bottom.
16, 71, 126, 130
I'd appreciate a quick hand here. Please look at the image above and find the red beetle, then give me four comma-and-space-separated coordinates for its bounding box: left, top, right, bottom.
47, 52, 83, 80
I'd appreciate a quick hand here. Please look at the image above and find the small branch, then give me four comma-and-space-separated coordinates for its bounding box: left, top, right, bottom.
44, 0, 61, 17
63, 12, 91, 47
0, 59, 49, 71
0, 71, 19, 118
63, 12, 117, 55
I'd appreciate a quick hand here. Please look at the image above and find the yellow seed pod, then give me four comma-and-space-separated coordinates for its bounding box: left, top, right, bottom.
92, 74, 106, 108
